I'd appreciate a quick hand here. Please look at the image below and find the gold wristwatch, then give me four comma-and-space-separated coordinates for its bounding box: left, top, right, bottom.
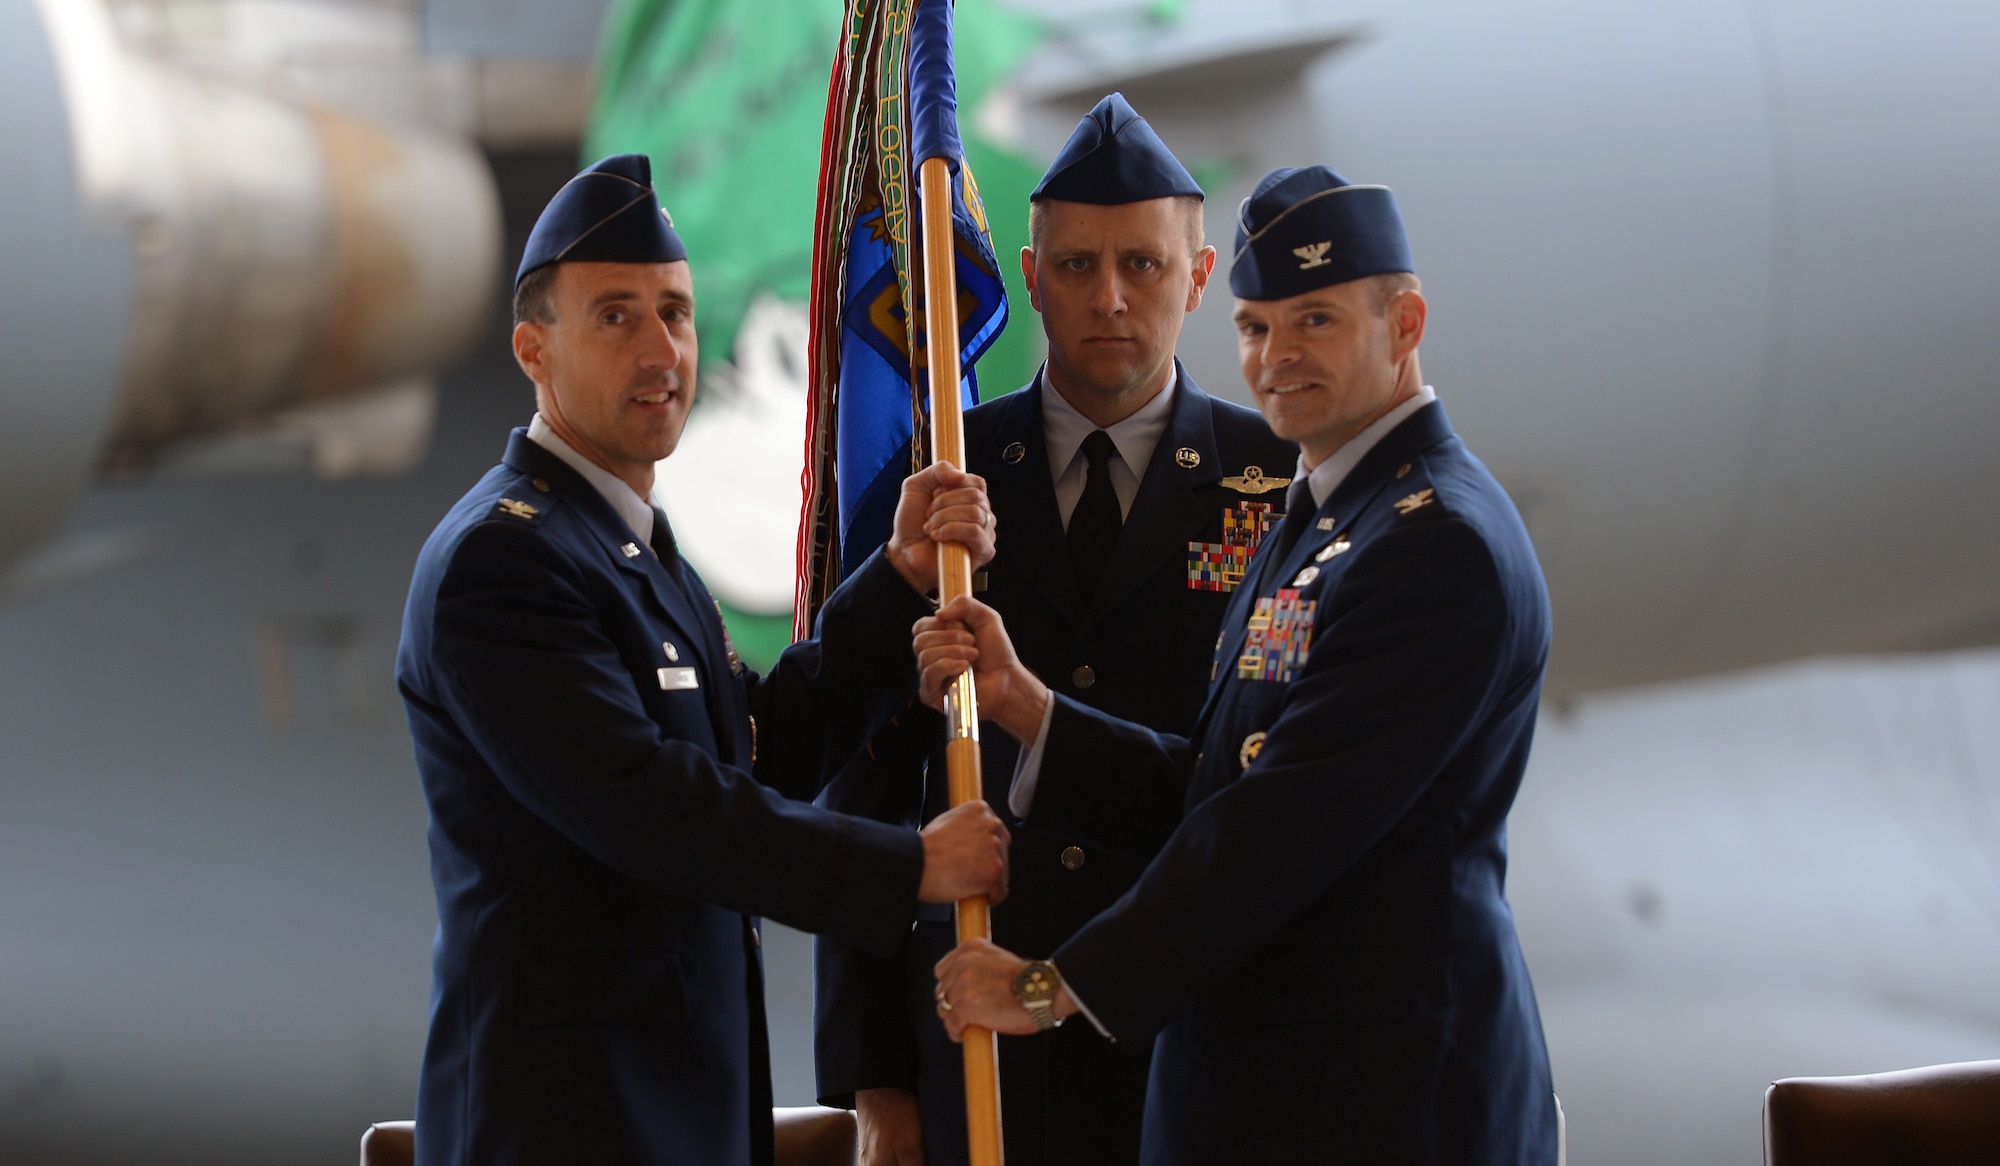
1012, 960, 1063, 1030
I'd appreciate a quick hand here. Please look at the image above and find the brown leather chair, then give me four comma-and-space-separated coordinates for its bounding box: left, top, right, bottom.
1764, 1058, 2000, 1165
360, 1108, 857, 1166
358, 1121, 412, 1166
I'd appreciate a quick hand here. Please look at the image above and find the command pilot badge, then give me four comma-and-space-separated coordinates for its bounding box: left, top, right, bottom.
1188, 501, 1276, 592
1236, 587, 1317, 682
1220, 465, 1291, 496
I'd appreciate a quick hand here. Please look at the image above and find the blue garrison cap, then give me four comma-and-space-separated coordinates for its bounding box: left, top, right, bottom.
515, 154, 687, 288
1230, 166, 1413, 301
1031, 93, 1203, 205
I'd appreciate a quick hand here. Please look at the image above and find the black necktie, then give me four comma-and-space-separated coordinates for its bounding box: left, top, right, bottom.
1067, 430, 1123, 601
1269, 476, 1316, 566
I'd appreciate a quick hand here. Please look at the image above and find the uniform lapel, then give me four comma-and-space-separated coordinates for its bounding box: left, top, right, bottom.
982, 379, 1085, 629
503, 432, 736, 756
1081, 365, 1215, 631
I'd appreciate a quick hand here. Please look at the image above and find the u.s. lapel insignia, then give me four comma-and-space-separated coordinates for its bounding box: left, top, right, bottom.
620, 542, 642, 558
1291, 565, 1320, 587
1314, 536, 1352, 563
1188, 502, 1275, 592
1220, 465, 1291, 495
1239, 730, 1267, 770
1175, 447, 1201, 469
1394, 488, 1436, 516
1236, 588, 1317, 682
1317, 517, 1337, 531
496, 498, 538, 520
1002, 441, 1027, 465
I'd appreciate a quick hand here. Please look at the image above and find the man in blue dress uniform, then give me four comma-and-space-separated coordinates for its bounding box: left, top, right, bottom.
918, 165, 1562, 1164
396, 154, 1014, 1166
812, 95, 1293, 1166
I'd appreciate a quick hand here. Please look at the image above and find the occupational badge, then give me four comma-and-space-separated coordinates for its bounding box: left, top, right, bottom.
1291, 565, 1320, 587
1239, 730, 1268, 770
1315, 536, 1352, 562
1188, 502, 1275, 592
1220, 465, 1290, 496
1236, 588, 1317, 682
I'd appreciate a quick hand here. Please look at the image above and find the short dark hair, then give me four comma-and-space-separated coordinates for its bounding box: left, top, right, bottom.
1027, 194, 1206, 256
1368, 271, 1422, 315
512, 264, 560, 325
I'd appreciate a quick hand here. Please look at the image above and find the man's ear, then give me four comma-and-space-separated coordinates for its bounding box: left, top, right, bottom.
1389, 290, 1428, 361
1019, 247, 1043, 314
1186, 245, 1217, 313
512, 320, 548, 387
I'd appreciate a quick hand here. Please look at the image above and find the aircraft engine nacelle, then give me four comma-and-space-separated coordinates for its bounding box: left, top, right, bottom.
0, 0, 500, 569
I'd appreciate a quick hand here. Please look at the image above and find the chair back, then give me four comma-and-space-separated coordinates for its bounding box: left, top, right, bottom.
358, 1109, 854, 1166
1764, 1058, 2000, 1165
358, 1120, 413, 1166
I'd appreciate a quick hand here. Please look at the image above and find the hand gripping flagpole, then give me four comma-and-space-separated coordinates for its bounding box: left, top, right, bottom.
910, 2, 1003, 1162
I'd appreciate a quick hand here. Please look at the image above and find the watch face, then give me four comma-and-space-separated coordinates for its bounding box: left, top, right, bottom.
1014, 961, 1056, 1003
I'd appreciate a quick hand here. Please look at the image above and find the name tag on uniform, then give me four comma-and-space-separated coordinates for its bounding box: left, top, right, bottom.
657, 666, 700, 691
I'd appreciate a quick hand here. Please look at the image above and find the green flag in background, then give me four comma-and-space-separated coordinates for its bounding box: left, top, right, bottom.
588, 0, 1046, 670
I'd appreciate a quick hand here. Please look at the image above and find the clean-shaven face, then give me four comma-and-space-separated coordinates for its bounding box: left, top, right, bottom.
519, 260, 699, 481
1025, 198, 1211, 411
1232, 277, 1414, 465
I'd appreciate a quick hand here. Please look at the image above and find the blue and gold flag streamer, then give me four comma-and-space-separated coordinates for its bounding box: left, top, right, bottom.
797, 0, 1008, 633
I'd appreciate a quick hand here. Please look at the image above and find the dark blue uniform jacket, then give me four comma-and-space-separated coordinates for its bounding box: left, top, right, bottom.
397, 430, 929, 1166
1031, 401, 1560, 1165
814, 367, 1294, 1164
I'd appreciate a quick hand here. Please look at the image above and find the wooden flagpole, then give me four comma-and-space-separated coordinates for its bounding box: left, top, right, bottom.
918, 151, 1004, 1166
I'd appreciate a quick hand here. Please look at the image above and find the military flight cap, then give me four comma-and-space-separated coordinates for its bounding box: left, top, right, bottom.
1230, 165, 1413, 301
516, 153, 687, 288
1031, 92, 1203, 205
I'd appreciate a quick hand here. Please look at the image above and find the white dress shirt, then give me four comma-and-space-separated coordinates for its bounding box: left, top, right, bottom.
526, 413, 660, 553
1042, 363, 1178, 527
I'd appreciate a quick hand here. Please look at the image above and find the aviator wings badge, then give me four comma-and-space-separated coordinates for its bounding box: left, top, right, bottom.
1220, 465, 1291, 496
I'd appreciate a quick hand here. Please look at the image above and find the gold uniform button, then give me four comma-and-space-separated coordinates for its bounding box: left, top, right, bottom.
1061, 846, 1086, 871
531, 477, 550, 493
1396, 463, 1413, 479
1071, 665, 1096, 690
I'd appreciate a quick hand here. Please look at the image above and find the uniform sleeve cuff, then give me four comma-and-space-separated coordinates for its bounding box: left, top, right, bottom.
1005, 695, 1057, 819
